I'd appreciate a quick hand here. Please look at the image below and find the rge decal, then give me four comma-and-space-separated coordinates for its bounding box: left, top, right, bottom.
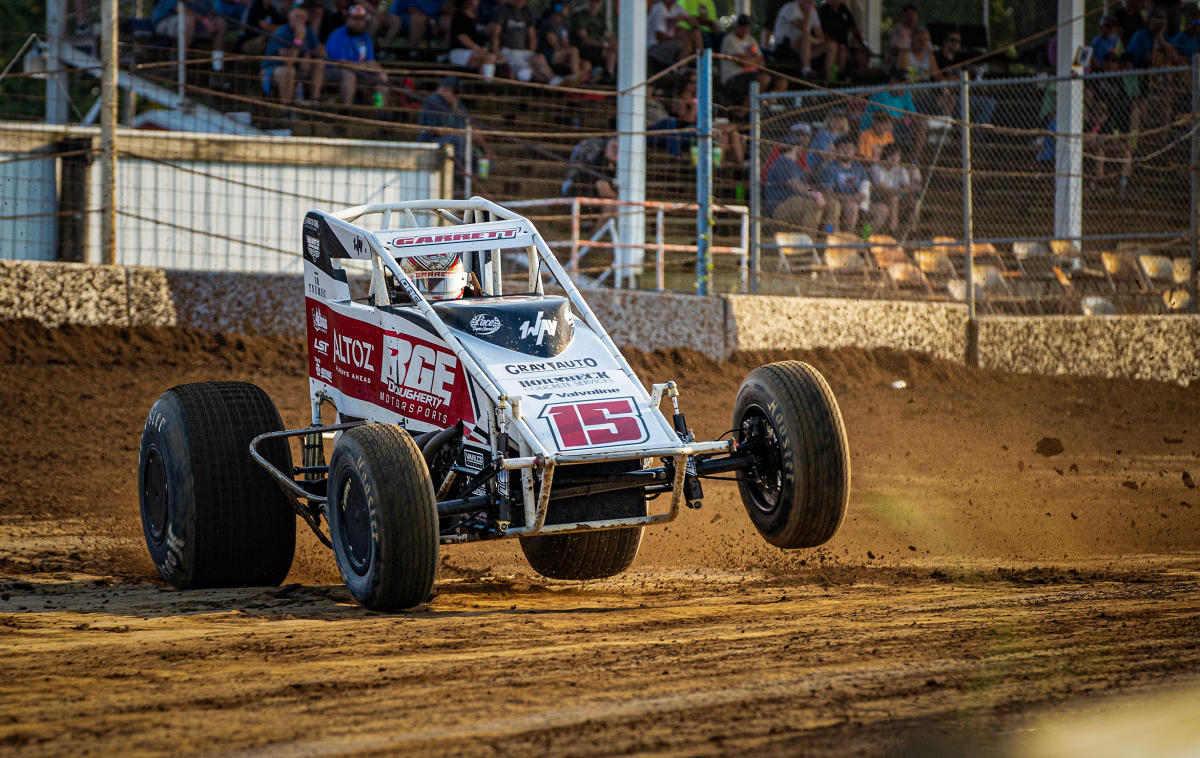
382, 335, 457, 407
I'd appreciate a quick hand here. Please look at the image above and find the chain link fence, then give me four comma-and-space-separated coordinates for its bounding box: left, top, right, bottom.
752, 63, 1198, 314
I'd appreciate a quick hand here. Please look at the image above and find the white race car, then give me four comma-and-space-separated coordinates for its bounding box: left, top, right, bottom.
138, 198, 850, 610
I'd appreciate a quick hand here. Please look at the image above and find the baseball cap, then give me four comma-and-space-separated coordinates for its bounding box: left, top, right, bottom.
347, 4, 367, 17
440, 75, 459, 91
1100, 14, 1117, 25
790, 122, 812, 136
735, 13, 751, 26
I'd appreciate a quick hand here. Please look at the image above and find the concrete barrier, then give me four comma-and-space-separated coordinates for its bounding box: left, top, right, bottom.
4, 259, 1200, 384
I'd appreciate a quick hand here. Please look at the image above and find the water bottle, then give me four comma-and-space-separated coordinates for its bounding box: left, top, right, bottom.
734, 182, 744, 202
713, 145, 723, 168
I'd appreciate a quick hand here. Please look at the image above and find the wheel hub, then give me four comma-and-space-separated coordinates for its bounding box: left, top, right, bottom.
142, 448, 169, 543
739, 410, 784, 514
337, 473, 372, 576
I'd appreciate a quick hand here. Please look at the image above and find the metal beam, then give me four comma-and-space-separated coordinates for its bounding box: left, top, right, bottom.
1054, 0, 1084, 244
616, 0, 647, 288
45, 0, 68, 124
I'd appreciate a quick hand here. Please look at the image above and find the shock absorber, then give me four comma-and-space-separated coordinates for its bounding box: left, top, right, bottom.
667, 382, 704, 509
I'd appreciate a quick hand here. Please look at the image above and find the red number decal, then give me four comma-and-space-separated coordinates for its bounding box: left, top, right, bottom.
540, 398, 648, 449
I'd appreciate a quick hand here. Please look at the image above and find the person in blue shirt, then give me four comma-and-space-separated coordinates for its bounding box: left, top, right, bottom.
817, 135, 870, 233
862, 69, 926, 156
1171, 8, 1200, 60
152, 0, 229, 72
263, 3, 326, 103
325, 4, 388, 106
1090, 14, 1124, 66
1126, 9, 1183, 67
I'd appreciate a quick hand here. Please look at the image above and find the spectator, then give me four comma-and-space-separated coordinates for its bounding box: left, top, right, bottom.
885, 2, 918, 72
647, 0, 701, 70
238, 0, 286, 55
817, 134, 870, 232
418, 76, 493, 170
808, 110, 849, 172
818, 0, 870, 78
902, 27, 941, 82
1113, 0, 1146, 47
448, 0, 499, 76
386, 0, 450, 50
767, 127, 837, 230
539, 2, 590, 84
569, 0, 616, 82
1083, 99, 1132, 193
1155, 0, 1183, 36
262, 3, 326, 103
679, 0, 721, 49
863, 68, 926, 156
761, 121, 811, 183
1090, 15, 1125, 66
491, 0, 557, 83
935, 30, 968, 72
1170, 7, 1200, 59
720, 14, 774, 107
152, 0, 228, 72
1089, 51, 1145, 135
325, 5, 388, 106
647, 74, 697, 157
213, 0, 251, 25
320, 1, 388, 42
857, 111, 893, 161
562, 136, 618, 198
772, 0, 833, 79
869, 143, 922, 234
1128, 9, 1184, 66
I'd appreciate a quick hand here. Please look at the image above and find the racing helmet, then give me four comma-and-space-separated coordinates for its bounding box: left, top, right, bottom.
400, 252, 468, 300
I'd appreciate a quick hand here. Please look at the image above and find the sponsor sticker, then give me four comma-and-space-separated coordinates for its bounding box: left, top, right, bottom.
311, 308, 328, 333
469, 313, 502, 336
392, 228, 519, 248
519, 310, 557, 346
502, 357, 598, 375
312, 337, 329, 356
517, 371, 612, 390
304, 235, 321, 262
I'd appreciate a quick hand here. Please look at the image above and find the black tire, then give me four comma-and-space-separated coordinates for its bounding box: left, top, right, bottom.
733, 361, 850, 549
138, 382, 296, 588
520, 468, 645, 580
327, 424, 438, 610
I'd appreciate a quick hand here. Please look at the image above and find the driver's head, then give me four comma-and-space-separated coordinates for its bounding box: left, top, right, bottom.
401, 253, 468, 300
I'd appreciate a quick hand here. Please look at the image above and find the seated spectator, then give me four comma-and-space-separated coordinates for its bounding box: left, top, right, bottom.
418, 76, 493, 170
1113, 0, 1145, 47
387, 0, 450, 50
761, 121, 811, 183
539, 2, 589, 84
647, 0, 701, 70
817, 0, 870, 78
325, 4, 388, 106
935, 30, 968, 73
647, 74, 696, 157
1090, 15, 1124, 66
771, 0, 833, 79
237, 0, 286, 55
1171, 8, 1200, 59
1127, 9, 1184, 67
863, 68, 926, 156
869, 143, 922, 234
1083, 100, 1132, 193
569, 0, 616, 82
816, 134, 870, 232
678, 0, 721, 49
766, 127, 837, 231
902, 27, 940, 82
857, 112, 893, 161
1088, 51, 1145, 135
562, 136, 618, 198
262, 3, 326, 103
808, 110, 849, 172
152, 0, 228, 72
884, 2, 917, 72
448, 0, 499, 77
213, 0, 251, 24
491, 0, 557, 83
720, 14, 774, 108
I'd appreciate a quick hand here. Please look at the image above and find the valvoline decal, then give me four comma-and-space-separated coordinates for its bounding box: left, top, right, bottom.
307, 299, 475, 429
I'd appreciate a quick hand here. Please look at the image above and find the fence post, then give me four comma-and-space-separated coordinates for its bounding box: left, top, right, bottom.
749, 80, 761, 294
1191, 54, 1199, 313
176, 0, 186, 99
101, 0, 118, 267
45, 0, 68, 125
464, 122, 473, 199
696, 48, 713, 296
960, 71, 978, 365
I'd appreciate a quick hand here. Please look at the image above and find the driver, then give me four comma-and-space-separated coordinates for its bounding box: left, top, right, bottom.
399, 252, 480, 300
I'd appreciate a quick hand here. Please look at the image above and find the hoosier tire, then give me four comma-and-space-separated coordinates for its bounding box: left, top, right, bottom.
520, 480, 646, 580
733, 361, 850, 549
138, 382, 296, 588
327, 424, 438, 610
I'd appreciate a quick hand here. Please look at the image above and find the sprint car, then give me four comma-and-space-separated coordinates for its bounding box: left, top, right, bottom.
138, 198, 850, 610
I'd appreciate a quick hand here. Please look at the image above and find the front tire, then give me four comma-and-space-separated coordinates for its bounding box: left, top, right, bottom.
138, 382, 296, 588
733, 361, 850, 549
327, 424, 438, 610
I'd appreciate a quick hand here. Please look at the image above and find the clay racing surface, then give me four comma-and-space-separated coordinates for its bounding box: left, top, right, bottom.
2, 320, 1200, 756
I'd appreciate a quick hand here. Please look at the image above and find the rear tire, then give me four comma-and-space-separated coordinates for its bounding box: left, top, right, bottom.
138, 382, 296, 588
327, 424, 438, 610
520, 476, 645, 580
733, 361, 850, 549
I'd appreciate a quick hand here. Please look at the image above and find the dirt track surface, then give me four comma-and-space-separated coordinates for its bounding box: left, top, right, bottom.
3, 320, 1200, 756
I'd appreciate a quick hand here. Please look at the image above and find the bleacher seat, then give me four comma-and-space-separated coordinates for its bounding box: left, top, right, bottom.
773, 232, 814, 274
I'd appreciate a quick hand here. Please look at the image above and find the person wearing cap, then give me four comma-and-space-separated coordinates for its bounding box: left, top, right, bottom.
490, 0, 558, 83
1170, 7, 1200, 59
418, 76, 494, 177
720, 14, 774, 107
325, 4, 388, 106
766, 126, 836, 232
1091, 14, 1125, 66
569, 0, 616, 82
539, 2, 590, 85
262, 3, 326, 104
151, 0, 229, 73
884, 2, 918, 72
818, 0, 870, 78
808, 110, 848, 173
771, 0, 833, 79
760, 120, 810, 184
1127, 8, 1183, 67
